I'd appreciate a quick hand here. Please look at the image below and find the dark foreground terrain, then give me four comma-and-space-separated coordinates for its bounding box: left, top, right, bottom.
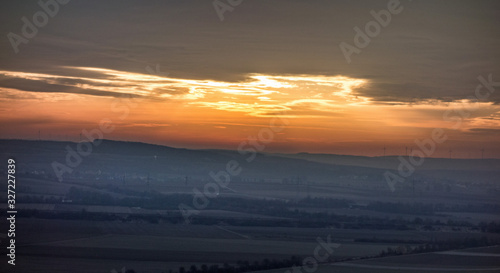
1, 139, 499, 272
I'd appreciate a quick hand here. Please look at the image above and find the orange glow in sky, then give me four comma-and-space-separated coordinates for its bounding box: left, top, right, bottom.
1, 67, 499, 158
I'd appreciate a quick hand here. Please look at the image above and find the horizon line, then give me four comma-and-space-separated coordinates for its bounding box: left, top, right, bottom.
1, 137, 498, 160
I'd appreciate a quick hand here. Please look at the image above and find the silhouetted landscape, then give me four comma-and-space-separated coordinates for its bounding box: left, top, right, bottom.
1, 139, 499, 272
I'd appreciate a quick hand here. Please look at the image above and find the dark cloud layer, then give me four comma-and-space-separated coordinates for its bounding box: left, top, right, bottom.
1, 0, 499, 103
0, 76, 142, 98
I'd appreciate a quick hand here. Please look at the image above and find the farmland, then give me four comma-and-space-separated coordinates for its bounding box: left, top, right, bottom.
258, 246, 500, 273
1, 140, 500, 273
2, 218, 408, 272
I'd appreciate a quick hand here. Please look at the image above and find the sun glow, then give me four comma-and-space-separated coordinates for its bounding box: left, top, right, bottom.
1, 67, 500, 156
0, 67, 371, 117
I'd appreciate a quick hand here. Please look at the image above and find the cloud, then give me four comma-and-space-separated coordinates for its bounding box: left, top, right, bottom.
468, 128, 500, 133
1, 1, 499, 105
0, 67, 374, 116
0, 75, 137, 98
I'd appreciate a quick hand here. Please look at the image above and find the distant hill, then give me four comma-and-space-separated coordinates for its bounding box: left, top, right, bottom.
0, 139, 498, 188
0, 139, 385, 184
273, 152, 500, 171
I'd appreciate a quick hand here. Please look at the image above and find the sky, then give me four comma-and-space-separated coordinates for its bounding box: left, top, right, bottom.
1, 0, 499, 158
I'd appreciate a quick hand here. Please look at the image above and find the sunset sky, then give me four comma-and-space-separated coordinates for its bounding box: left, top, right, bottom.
1, 0, 499, 158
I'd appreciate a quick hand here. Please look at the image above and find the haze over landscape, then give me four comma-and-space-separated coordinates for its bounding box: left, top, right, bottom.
1, 1, 500, 273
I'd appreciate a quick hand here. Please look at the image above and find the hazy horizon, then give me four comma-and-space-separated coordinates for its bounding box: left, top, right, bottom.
2, 137, 500, 160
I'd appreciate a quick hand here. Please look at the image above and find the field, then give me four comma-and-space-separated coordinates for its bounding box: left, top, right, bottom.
1, 218, 411, 273
257, 245, 500, 273
1, 140, 500, 273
